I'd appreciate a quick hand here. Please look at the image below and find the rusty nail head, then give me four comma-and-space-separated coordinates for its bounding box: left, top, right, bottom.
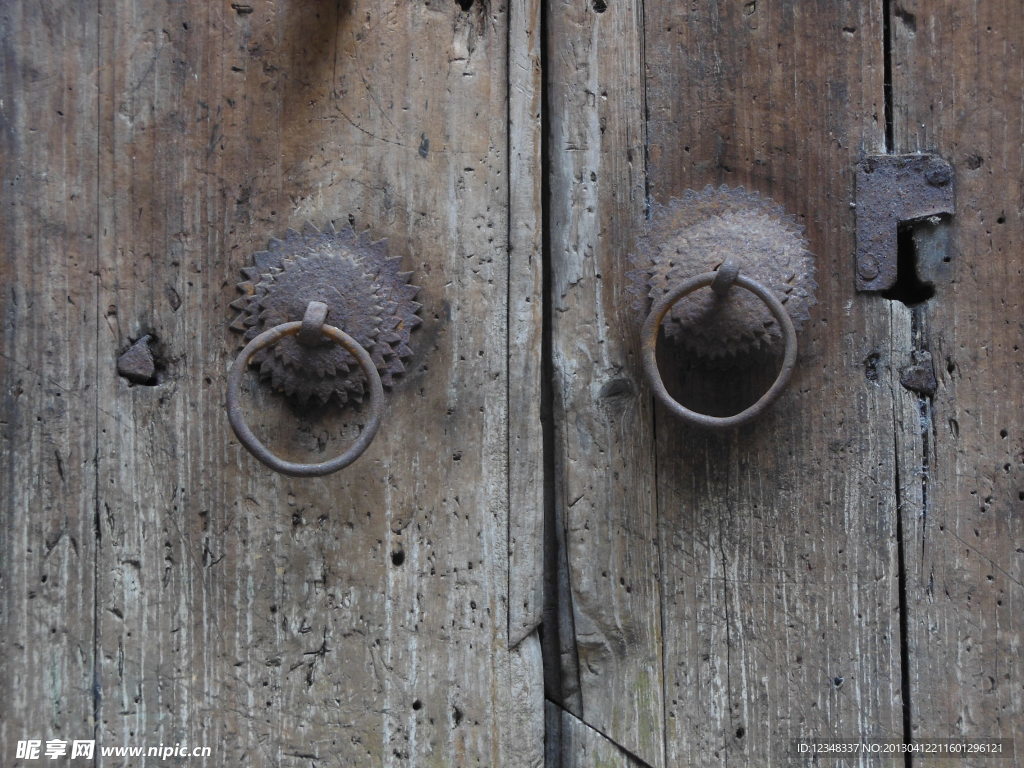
925, 166, 952, 187
858, 254, 880, 280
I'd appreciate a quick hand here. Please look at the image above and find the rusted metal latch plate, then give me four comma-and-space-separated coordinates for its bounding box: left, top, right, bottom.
855, 154, 955, 291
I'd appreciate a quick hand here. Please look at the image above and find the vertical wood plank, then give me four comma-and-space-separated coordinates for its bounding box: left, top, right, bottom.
510, 632, 547, 768
545, 0, 664, 764
891, 0, 1024, 757
0, 1, 99, 754
508, 0, 546, 647
644, 2, 904, 765
90, 0, 542, 766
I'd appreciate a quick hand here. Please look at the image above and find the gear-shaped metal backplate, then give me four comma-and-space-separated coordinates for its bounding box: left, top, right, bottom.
230, 222, 421, 404
628, 186, 817, 360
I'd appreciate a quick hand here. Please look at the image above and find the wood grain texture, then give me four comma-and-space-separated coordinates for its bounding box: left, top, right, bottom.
507, 0, 546, 647
545, 702, 645, 768
0, 1, 100, 756
645, 3, 905, 765
544, 0, 664, 764
3, 0, 543, 765
544, 1, 912, 765
890, 1, 1024, 760
6, 1, 1022, 766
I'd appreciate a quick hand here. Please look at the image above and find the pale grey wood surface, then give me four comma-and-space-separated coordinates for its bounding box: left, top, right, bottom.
3, 1, 1021, 767
543, 0, 904, 765
544, 0, 664, 763
3, 0, 544, 766
548, 2, 1022, 767
507, 0, 546, 648
546, 702, 645, 768
0, 1, 100, 752
542, 1, 1020, 767
891, 2, 1024, 763
645, 4, 906, 766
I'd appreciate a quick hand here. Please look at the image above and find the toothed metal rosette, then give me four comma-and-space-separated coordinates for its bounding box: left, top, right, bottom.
229, 222, 421, 405
630, 186, 816, 428
628, 186, 816, 360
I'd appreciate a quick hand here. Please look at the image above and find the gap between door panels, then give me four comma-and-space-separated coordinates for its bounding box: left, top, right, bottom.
882, 1, 923, 765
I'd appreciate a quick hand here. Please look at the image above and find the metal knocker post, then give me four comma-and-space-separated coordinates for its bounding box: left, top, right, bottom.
226, 223, 421, 477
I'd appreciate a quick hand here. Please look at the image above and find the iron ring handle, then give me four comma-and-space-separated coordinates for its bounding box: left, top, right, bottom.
226, 321, 384, 477
640, 270, 798, 429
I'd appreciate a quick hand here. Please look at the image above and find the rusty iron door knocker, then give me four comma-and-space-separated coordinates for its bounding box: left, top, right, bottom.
227, 223, 421, 477
629, 186, 817, 428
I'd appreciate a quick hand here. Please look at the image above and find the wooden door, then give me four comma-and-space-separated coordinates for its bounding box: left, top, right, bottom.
2, 1, 545, 765
543, 1, 1023, 766
2, 2, 1020, 767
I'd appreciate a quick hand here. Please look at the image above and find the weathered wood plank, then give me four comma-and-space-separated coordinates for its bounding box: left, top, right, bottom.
510, 633, 547, 768
0, 1, 100, 755
643, 2, 905, 765
89, 1, 541, 766
890, 1, 1024, 759
508, 0, 546, 647
545, 0, 664, 763
545, 702, 646, 768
